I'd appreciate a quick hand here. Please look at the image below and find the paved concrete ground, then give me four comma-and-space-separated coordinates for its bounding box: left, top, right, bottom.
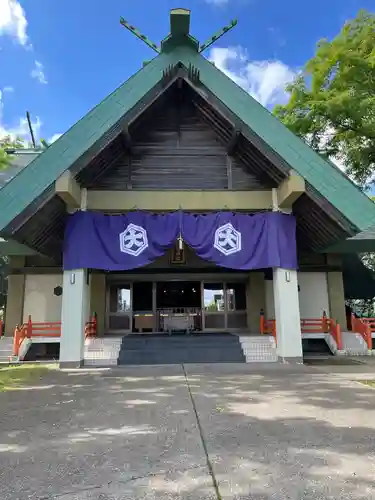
1, 362, 375, 499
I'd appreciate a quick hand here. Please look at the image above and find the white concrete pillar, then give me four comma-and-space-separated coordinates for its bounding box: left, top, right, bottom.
60, 269, 89, 368
273, 268, 303, 363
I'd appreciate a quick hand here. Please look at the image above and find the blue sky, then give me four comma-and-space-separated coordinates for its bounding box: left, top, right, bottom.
0, 0, 372, 145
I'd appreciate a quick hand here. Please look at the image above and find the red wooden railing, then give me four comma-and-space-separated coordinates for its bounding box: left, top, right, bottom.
259, 314, 276, 342
328, 318, 343, 350
260, 312, 343, 350
25, 316, 61, 338
301, 313, 329, 334
361, 317, 375, 334
351, 314, 372, 350
12, 323, 28, 357
85, 315, 97, 338
12, 315, 97, 356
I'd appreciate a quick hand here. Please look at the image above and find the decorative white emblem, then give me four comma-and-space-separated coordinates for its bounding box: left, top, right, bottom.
119, 223, 148, 257
214, 223, 241, 256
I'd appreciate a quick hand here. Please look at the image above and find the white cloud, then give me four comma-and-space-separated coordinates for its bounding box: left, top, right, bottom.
49, 133, 62, 143
208, 46, 297, 108
0, 115, 42, 143
3, 86, 14, 93
0, 88, 42, 143
30, 60, 48, 84
0, 0, 28, 46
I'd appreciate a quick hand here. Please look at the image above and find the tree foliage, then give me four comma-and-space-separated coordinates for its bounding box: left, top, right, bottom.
0, 135, 25, 314
0, 135, 25, 170
274, 10, 375, 188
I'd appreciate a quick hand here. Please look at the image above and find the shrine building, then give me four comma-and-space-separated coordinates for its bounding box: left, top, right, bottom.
1, 8, 375, 367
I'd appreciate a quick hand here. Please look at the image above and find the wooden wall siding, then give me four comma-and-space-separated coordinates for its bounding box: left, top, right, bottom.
230, 157, 269, 190
90, 155, 131, 190
90, 101, 269, 191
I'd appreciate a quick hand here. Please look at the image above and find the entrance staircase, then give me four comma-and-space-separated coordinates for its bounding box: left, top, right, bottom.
340, 331, 370, 356
117, 333, 246, 365
239, 335, 277, 362
84, 337, 123, 366
0, 337, 13, 363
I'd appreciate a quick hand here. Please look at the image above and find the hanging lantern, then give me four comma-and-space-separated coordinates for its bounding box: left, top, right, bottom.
178, 233, 184, 251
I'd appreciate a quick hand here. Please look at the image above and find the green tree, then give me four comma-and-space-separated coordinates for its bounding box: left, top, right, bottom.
274, 10, 375, 188
0, 135, 25, 170
0, 135, 25, 317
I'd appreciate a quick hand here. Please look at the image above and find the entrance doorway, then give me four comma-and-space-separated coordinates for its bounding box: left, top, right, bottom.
106, 277, 248, 334
156, 281, 201, 309
156, 281, 202, 332
132, 282, 153, 332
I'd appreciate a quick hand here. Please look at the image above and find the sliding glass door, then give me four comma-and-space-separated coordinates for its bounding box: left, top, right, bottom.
106, 277, 248, 333
107, 284, 132, 333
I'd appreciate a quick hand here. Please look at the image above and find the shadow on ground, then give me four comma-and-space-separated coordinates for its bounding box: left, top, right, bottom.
0, 364, 375, 499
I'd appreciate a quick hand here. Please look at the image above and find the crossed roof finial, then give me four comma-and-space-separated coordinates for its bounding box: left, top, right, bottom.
120, 8, 237, 54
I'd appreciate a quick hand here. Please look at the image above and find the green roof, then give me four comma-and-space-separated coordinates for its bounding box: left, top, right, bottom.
1, 8, 375, 235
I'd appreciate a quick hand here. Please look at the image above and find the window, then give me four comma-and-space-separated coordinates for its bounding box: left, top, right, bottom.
109, 285, 131, 313
204, 283, 224, 312
226, 283, 247, 311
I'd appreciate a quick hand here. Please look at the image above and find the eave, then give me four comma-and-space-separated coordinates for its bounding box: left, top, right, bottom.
0, 238, 39, 256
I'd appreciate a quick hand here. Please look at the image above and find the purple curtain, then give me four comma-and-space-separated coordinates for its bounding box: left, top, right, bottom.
63, 211, 179, 271
181, 212, 297, 270
63, 210, 297, 271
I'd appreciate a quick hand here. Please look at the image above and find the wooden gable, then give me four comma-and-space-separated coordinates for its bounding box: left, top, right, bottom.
77, 83, 275, 191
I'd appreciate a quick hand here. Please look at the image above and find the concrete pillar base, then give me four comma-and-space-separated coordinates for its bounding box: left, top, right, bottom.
59, 360, 83, 369
60, 269, 89, 366
273, 267, 303, 360
278, 356, 304, 364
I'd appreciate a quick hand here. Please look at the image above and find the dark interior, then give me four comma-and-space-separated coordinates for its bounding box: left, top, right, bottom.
24, 343, 60, 361
133, 282, 153, 312
157, 281, 201, 309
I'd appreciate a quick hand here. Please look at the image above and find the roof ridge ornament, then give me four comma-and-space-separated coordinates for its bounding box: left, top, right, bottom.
199, 19, 237, 53
119, 17, 160, 53
120, 9, 237, 55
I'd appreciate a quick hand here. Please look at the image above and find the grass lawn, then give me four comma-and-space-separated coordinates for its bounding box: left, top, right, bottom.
358, 380, 375, 388
0, 364, 55, 392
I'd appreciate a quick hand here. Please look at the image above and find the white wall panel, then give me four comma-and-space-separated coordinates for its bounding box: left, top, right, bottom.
23, 274, 63, 323
265, 272, 329, 319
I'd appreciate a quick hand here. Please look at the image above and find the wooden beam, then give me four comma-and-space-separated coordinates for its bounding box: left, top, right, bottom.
55, 171, 81, 208
277, 170, 305, 208
184, 77, 290, 177
0, 239, 39, 256
87, 190, 273, 211
121, 128, 132, 153
170, 8, 191, 37
227, 129, 241, 156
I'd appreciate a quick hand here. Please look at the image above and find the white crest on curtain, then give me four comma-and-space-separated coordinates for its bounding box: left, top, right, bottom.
214, 223, 241, 256
119, 224, 148, 256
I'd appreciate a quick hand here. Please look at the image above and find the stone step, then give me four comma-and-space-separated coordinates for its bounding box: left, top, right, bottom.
84, 358, 118, 366
121, 340, 240, 351
84, 346, 122, 351
118, 353, 245, 365
0, 340, 13, 344
84, 351, 120, 359
118, 339, 246, 364
238, 335, 277, 363
85, 344, 122, 349
85, 339, 123, 344
341, 332, 369, 355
